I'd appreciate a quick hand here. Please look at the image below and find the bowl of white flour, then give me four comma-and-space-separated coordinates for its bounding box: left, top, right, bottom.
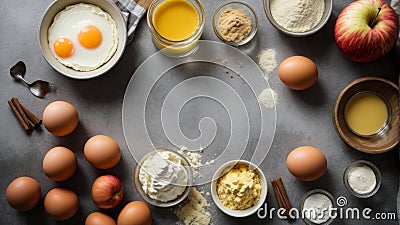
299, 189, 335, 225
134, 148, 193, 207
263, 0, 332, 37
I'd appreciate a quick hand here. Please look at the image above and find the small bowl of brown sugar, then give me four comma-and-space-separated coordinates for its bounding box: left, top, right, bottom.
212, 2, 258, 46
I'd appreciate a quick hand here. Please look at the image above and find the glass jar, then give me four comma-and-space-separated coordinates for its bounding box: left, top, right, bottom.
146, 0, 205, 57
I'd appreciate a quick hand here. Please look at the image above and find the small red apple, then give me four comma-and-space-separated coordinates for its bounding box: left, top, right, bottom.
91, 174, 124, 209
334, 0, 399, 63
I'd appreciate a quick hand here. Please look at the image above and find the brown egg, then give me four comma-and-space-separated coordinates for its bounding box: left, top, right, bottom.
278, 56, 318, 90
86, 212, 116, 225
43, 146, 77, 181
117, 201, 152, 225
286, 146, 327, 181
44, 187, 79, 221
84, 135, 121, 169
6, 176, 41, 211
43, 101, 79, 136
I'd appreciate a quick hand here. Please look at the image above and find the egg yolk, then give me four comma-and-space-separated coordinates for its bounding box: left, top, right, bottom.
78, 25, 102, 49
53, 38, 74, 58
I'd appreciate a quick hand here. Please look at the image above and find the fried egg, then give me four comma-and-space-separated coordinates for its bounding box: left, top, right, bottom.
48, 3, 118, 72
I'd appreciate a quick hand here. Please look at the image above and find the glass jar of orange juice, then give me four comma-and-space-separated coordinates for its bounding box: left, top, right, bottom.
147, 0, 205, 57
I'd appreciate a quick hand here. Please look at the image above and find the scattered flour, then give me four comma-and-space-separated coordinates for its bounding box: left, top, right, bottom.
258, 88, 278, 108
175, 187, 211, 225
179, 146, 215, 180
175, 147, 213, 224
179, 146, 202, 168
179, 146, 203, 180
258, 49, 277, 79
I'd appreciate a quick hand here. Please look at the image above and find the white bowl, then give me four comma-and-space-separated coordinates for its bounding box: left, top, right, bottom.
39, 0, 127, 79
211, 160, 267, 217
263, 0, 332, 37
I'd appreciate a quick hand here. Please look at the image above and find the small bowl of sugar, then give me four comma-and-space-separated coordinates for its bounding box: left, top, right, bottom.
263, 0, 332, 37
343, 160, 381, 198
212, 2, 258, 46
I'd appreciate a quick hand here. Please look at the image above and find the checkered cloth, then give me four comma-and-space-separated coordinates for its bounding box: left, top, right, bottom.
113, 0, 146, 44
392, 0, 399, 14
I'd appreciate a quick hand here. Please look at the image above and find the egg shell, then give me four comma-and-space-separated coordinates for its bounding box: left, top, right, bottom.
44, 187, 79, 221
6, 176, 41, 211
117, 201, 152, 225
278, 56, 318, 90
286, 146, 327, 181
86, 212, 116, 225
43, 146, 77, 181
84, 135, 121, 169
42, 101, 79, 136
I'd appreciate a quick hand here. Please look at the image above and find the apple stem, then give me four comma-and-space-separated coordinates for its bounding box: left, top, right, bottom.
369, 8, 382, 27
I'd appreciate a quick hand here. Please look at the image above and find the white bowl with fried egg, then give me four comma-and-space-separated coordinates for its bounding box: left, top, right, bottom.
40, 0, 126, 79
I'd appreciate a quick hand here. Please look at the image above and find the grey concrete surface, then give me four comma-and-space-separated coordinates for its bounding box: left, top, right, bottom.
0, 0, 398, 225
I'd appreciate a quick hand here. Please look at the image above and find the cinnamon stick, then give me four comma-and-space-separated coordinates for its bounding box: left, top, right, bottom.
271, 181, 288, 211
271, 178, 294, 220
21, 104, 41, 126
8, 97, 42, 132
8, 100, 31, 132
11, 98, 31, 129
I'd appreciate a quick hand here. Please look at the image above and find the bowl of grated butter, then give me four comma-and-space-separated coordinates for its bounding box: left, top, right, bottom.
134, 148, 193, 207
263, 0, 332, 37
211, 160, 267, 217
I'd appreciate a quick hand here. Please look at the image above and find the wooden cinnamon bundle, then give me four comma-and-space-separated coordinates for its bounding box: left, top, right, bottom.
8, 97, 42, 132
271, 178, 295, 220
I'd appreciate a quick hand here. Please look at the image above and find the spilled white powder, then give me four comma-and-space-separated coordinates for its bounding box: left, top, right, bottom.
258, 88, 278, 108
270, 0, 325, 32
175, 147, 212, 224
179, 147, 202, 180
258, 49, 277, 74
179, 146, 215, 180
175, 187, 211, 225
179, 146, 202, 168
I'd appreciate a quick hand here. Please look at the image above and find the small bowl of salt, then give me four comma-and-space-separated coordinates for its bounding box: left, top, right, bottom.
299, 189, 335, 225
343, 160, 381, 198
263, 0, 332, 37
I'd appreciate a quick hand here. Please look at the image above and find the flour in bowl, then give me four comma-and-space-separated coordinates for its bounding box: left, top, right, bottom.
270, 0, 325, 32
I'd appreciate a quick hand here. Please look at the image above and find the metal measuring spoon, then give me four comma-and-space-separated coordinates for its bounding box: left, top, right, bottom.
10, 61, 54, 98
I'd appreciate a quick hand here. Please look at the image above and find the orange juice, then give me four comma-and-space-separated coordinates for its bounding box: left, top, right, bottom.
153, 0, 199, 41
345, 92, 388, 136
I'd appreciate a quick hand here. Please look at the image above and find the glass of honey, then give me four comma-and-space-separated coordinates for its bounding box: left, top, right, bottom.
344, 91, 390, 136
147, 0, 205, 57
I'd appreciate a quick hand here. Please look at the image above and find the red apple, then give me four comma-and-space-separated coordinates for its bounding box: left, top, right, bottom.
334, 0, 399, 63
91, 174, 123, 209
